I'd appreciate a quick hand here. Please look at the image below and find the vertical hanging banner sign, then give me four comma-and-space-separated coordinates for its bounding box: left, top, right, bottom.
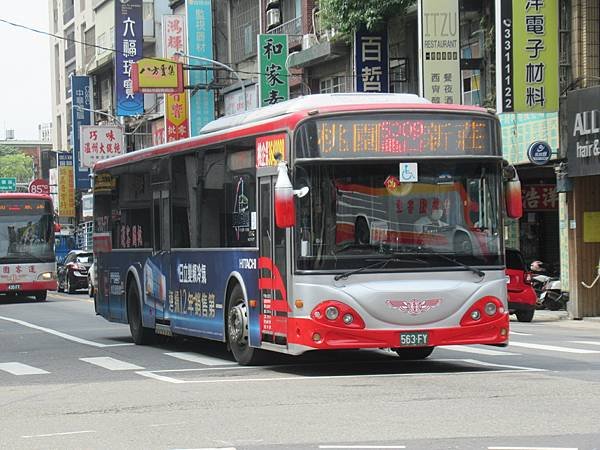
258, 34, 289, 107
57, 153, 75, 218
498, 0, 558, 112
187, 0, 215, 136
115, 0, 144, 116
420, 0, 461, 104
164, 14, 190, 142
354, 30, 389, 93
70, 75, 92, 190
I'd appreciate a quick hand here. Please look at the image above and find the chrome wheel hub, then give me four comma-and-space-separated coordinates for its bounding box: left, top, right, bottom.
228, 302, 248, 345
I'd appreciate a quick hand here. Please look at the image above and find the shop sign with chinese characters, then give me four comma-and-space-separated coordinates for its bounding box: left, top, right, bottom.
57, 153, 75, 217
70, 75, 92, 189
497, 0, 559, 112
354, 30, 389, 92
258, 34, 289, 107
115, 0, 143, 116
131, 58, 183, 93
420, 0, 460, 104
80, 125, 125, 168
187, 1, 214, 135
522, 184, 557, 210
164, 14, 189, 142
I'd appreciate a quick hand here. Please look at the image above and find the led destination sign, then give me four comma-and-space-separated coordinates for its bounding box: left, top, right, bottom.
0, 199, 50, 214
297, 114, 495, 158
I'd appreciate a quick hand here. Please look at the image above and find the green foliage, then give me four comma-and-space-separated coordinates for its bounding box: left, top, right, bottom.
319, 0, 413, 37
0, 146, 34, 183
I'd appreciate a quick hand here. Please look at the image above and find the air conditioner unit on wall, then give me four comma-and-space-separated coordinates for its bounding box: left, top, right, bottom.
266, 8, 281, 31
302, 34, 318, 51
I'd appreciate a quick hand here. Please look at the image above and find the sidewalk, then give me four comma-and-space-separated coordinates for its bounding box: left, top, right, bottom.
528, 309, 600, 329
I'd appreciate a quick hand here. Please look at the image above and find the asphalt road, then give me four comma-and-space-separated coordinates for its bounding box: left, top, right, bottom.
1, 290, 600, 450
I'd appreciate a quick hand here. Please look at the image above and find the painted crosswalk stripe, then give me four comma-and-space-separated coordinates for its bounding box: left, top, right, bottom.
570, 340, 600, 346
164, 352, 237, 366
510, 341, 600, 354
509, 331, 532, 336
0, 362, 49, 375
443, 345, 519, 356
79, 357, 144, 371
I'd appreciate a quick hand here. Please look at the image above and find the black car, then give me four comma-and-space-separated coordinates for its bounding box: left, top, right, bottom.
57, 250, 93, 294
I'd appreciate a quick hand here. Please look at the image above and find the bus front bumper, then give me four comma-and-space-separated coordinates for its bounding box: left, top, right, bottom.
0, 281, 57, 294
287, 313, 510, 351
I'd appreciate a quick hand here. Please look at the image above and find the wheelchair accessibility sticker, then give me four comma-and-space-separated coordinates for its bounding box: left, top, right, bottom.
399, 162, 418, 182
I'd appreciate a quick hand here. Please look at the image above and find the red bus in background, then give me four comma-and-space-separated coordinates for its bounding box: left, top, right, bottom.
0, 193, 57, 301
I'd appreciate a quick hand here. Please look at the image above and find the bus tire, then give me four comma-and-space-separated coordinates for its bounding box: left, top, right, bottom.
66, 277, 75, 294
355, 217, 370, 245
394, 346, 434, 360
127, 282, 154, 345
227, 284, 265, 365
35, 291, 47, 302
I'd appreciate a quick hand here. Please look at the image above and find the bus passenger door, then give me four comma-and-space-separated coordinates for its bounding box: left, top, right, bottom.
149, 188, 170, 322
258, 177, 288, 348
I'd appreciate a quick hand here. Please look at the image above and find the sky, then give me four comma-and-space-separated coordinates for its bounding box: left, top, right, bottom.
0, 1, 52, 141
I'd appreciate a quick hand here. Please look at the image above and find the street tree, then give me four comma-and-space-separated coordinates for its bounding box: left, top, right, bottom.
0, 145, 34, 183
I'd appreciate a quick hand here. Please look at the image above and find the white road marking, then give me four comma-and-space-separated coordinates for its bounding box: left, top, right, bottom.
137, 358, 544, 384
509, 331, 532, 336
570, 340, 600, 346
164, 352, 236, 366
22, 430, 96, 438
488, 447, 578, 450
0, 362, 49, 375
0, 315, 133, 348
510, 341, 600, 354
79, 357, 144, 371
443, 345, 519, 356
319, 446, 406, 449
170, 448, 236, 450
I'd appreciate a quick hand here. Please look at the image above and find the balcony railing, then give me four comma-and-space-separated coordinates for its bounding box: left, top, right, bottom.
63, 6, 74, 24
267, 16, 302, 47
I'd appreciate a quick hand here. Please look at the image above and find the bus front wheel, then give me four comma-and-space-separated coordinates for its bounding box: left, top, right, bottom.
127, 282, 154, 345
227, 284, 265, 365
394, 346, 435, 360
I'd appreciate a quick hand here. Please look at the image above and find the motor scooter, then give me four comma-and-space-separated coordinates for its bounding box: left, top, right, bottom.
539, 277, 569, 311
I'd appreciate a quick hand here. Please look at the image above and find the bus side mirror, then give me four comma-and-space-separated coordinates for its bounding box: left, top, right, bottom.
505, 179, 523, 219
274, 161, 296, 228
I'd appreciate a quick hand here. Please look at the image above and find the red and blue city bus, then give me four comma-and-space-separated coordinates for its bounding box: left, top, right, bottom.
93, 94, 522, 364
0, 193, 57, 301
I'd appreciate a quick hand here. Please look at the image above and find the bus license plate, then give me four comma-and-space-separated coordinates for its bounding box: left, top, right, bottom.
399, 331, 429, 347
7, 284, 21, 291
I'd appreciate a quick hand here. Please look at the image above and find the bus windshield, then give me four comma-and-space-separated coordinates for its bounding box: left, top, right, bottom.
294, 160, 502, 272
0, 200, 54, 263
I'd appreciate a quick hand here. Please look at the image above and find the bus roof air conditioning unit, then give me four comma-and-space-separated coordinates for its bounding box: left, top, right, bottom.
266, 0, 280, 10
266, 8, 281, 31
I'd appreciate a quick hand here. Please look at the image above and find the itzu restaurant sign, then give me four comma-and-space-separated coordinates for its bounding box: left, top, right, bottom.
567, 86, 600, 177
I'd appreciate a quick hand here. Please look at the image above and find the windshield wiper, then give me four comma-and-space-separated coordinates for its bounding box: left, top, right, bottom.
412, 250, 485, 278
333, 254, 427, 281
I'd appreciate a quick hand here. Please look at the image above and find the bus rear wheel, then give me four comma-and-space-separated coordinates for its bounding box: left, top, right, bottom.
394, 346, 435, 360
227, 284, 265, 365
35, 291, 47, 302
127, 282, 154, 345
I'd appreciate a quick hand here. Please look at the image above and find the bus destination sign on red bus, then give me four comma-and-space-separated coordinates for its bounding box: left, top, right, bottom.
299, 115, 495, 158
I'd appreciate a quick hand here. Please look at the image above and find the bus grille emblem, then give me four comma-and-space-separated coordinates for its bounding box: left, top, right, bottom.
386, 299, 441, 315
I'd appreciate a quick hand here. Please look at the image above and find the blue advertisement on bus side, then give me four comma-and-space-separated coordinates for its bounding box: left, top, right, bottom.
97, 250, 261, 345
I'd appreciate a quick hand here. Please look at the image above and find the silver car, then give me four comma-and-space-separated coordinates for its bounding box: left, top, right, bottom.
88, 261, 97, 298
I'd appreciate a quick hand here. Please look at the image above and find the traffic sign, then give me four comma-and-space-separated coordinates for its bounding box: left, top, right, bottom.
28, 179, 50, 195
0, 178, 16, 192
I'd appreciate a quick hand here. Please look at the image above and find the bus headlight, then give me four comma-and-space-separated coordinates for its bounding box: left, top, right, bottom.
484, 302, 497, 316
325, 306, 339, 320
37, 272, 55, 281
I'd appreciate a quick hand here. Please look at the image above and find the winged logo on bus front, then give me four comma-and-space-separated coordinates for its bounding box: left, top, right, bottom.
386, 299, 441, 315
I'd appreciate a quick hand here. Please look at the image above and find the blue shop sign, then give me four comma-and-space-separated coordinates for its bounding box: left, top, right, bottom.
527, 141, 552, 165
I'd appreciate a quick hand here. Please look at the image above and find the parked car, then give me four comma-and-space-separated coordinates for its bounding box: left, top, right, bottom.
88, 261, 96, 298
505, 248, 537, 322
57, 250, 93, 294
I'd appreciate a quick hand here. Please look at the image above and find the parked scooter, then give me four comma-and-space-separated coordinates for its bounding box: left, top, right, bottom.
529, 260, 569, 310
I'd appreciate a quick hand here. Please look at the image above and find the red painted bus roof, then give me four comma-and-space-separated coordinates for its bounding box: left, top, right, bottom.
0, 193, 52, 201
95, 93, 493, 171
